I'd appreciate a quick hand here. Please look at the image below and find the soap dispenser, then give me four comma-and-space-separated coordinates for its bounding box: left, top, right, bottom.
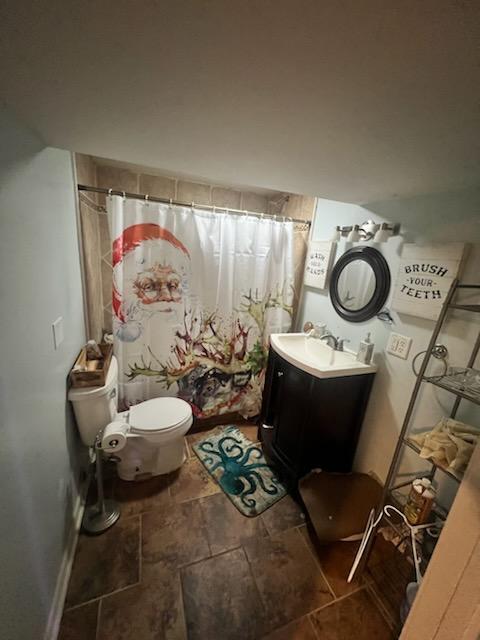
357, 333, 374, 364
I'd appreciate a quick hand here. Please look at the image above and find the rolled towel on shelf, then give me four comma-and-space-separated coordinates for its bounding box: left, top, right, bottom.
410, 417, 479, 474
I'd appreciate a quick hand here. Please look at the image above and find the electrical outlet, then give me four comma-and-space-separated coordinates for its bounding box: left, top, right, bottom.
387, 332, 412, 360
52, 316, 64, 349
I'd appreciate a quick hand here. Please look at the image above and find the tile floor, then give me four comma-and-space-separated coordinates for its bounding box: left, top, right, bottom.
59, 423, 399, 640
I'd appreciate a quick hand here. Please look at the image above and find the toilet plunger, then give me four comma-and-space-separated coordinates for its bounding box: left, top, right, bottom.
82, 431, 120, 534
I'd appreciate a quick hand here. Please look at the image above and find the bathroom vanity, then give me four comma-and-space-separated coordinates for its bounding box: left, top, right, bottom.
259, 334, 376, 486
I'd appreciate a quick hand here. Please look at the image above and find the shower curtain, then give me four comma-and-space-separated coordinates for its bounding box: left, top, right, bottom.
107, 196, 294, 418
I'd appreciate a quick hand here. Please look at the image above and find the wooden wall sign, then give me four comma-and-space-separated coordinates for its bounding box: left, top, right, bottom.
303, 241, 335, 290
392, 243, 466, 320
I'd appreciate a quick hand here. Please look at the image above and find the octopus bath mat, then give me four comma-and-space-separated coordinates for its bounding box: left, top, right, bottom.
193, 426, 287, 517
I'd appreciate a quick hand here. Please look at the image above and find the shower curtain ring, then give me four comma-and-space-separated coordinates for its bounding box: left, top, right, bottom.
145, 194, 149, 205
108, 188, 113, 198
122, 191, 126, 200
169, 198, 173, 205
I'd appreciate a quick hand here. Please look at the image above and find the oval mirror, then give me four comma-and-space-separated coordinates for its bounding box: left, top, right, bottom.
329, 246, 390, 322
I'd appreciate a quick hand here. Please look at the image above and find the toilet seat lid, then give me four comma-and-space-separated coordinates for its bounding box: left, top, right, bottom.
129, 397, 192, 433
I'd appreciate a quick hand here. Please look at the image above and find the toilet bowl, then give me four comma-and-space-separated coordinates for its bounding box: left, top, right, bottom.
68, 356, 193, 480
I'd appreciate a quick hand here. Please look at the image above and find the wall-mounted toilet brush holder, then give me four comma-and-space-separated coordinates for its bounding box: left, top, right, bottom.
82, 431, 120, 534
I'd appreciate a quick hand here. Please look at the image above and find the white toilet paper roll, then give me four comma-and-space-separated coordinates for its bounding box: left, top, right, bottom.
101, 422, 129, 453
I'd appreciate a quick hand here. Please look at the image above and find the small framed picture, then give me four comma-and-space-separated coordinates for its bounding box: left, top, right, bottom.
304, 241, 335, 290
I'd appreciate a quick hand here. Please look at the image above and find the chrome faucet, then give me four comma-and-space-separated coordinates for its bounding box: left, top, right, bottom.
304, 322, 350, 351
319, 332, 350, 352
319, 333, 338, 349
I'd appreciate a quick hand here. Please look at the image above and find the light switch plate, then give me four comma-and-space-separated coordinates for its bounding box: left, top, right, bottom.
52, 316, 64, 349
386, 332, 412, 360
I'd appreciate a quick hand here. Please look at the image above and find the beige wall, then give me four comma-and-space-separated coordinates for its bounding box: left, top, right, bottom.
76, 154, 108, 341
76, 154, 313, 341
91, 158, 315, 219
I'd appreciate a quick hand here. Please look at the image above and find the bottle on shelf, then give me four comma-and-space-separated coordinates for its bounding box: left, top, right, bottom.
404, 478, 436, 525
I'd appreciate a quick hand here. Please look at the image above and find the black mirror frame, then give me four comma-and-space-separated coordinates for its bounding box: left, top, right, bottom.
329, 246, 391, 322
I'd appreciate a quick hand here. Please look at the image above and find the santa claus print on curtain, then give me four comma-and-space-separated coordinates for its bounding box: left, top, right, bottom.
108, 196, 294, 418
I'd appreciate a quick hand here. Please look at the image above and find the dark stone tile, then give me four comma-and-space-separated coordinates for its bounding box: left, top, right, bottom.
114, 475, 171, 517
142, 499, 210, 569
199, 492, 268, 555
261, 615, 318, 640
65, 516, 140, 607
260, 494, 306, 535
169, 458, 220, 503
300, 527, 362, 597
365, 541, 413, 630
181, 548, 267, 640
98, 562, 186, 640
85, 473, 115, 506
244, 528, 333, 628
369, 533, 404, 567
310, 589, 394, 640
58, 601, 98, 640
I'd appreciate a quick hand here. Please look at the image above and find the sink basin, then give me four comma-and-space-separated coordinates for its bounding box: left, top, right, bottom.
270, 333, 377, 379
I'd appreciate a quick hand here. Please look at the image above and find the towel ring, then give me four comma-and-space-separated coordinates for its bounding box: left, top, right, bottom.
412, 344, 448, 377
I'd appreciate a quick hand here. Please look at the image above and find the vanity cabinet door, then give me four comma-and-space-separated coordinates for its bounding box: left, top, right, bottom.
273, 361, 312, 475
307, 373, 374, 472
259, 350, 284, 460
260, 350, 311, 479
260, 348, 374, 484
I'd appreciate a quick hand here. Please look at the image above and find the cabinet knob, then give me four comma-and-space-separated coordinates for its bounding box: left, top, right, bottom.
277, 371, 284, 377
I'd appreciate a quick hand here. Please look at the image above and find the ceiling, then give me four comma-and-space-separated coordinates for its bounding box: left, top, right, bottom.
1, 1, 479, 203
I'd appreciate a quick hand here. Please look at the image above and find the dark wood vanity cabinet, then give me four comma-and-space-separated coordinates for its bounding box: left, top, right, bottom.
259, 348, 375, 486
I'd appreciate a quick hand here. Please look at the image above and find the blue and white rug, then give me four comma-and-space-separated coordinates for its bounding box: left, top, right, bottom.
193, 425, 287, 517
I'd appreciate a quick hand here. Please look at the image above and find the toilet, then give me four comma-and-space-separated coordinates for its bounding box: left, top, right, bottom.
68, 356, 193, 480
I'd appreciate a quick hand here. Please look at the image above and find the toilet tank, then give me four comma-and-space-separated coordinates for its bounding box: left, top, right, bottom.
68, 356, 119, 446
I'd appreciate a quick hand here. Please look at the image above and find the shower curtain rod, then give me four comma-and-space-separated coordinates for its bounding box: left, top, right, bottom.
77, 184, 311, 226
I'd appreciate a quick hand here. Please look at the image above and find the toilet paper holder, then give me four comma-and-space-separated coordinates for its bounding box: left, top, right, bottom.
82, 429, 121, 535
101, 421, 129, 453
